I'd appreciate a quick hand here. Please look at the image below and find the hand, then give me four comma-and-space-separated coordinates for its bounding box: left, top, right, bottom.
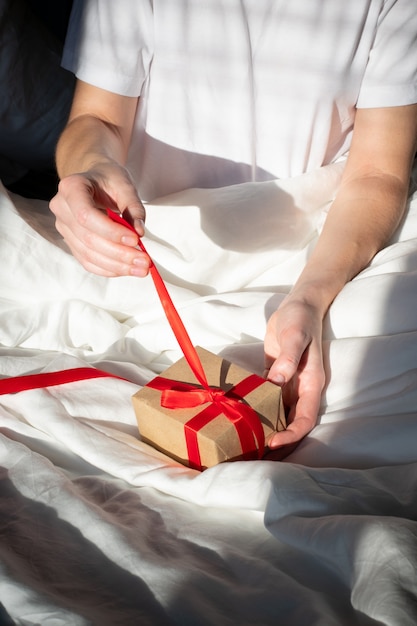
264, 295, 326, 453
50, 162, 150, 277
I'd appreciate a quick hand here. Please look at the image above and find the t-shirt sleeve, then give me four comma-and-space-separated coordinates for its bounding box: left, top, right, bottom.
62, 0, 153, 97
357, 0, 417, 108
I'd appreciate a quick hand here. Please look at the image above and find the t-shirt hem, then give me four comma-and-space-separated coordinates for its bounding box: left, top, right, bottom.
62, 60, 142, 98
357, 84, 417, 108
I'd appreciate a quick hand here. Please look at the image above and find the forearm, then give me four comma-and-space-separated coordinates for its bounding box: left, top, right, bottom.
291, 104, 417, 316
291, 170, 410, 315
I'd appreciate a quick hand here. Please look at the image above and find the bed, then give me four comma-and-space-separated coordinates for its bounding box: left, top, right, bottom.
1, 152, 417, 625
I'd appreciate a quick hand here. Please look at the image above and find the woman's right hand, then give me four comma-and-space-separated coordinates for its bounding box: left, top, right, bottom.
50, 162, 150, 277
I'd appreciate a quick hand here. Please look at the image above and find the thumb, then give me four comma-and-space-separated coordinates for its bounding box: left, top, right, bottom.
121, 201, 146, 238
266, 336, 307, 386
102, 168, 146, 236
267, 357, 294, 386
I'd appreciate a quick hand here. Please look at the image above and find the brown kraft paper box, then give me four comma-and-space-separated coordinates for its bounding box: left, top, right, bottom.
132, 347, 286, 470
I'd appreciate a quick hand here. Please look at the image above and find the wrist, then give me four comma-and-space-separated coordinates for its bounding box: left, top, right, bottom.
287, 271, 346, 317
56, 115, 126, 179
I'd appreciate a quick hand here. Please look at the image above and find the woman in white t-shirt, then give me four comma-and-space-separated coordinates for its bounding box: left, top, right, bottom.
50, 0, 417, 454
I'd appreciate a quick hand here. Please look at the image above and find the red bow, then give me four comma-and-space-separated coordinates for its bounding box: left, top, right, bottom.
148, 375, 265, 469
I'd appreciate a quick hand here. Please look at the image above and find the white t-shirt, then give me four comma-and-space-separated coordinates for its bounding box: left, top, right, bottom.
63, 0, 417, 200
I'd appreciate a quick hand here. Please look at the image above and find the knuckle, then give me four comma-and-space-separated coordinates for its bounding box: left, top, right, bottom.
82, 228, 98, 249
281, 324, 309, 346
49, 196, 57, 214
75, 205, 91, 228
285, 355, 301, 371
57, 174, 79, 195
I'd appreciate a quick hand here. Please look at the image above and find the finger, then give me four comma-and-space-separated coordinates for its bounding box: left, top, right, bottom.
51, 178, 151, 275
266, 415, 313, 449
72, 197, 141, 247
55, 210, 144, 266
55, 175, 145, 244
121, 204, 146, 237
57, 219, 151, 277
266, 327, 311, 385
97, 170, 146, 236
267, 388, 321, 449
79, 256, 148, 278
263, 442, 299, 461
267, 341, 307, 386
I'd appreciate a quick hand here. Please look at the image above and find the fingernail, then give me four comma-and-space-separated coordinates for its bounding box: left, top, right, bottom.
267, 436, 278, 449
133, 257, 148, 268
122, 235, 138, 246
130, 260, 148, 277
134, 218, 145, 234
270, 374, 285, 386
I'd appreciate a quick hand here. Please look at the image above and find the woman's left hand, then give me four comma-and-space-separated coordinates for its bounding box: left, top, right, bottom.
264, 294, 326, 453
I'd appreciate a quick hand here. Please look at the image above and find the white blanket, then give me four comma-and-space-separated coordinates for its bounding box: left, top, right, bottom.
1, 161, 417, 625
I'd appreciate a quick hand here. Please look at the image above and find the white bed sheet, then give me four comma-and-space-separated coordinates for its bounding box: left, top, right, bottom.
0, 160, 417, 625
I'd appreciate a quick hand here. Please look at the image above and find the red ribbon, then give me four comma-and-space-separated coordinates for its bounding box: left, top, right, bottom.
0, 211, 266, 472
107, 209, 208, 389
0, 367, 122, 395
107, 210, 266, 469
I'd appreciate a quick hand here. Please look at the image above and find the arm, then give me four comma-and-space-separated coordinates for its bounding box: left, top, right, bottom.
50, 79, 149, 277
265, 103, 417, 450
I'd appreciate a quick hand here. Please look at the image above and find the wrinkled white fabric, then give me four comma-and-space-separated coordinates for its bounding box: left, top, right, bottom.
1, 161, 417, 624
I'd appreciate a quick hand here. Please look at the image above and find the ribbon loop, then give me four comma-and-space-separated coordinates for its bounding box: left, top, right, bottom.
162, 386, 216, 409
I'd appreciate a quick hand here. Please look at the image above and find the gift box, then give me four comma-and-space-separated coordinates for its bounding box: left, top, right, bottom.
132, 347, 286, 470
